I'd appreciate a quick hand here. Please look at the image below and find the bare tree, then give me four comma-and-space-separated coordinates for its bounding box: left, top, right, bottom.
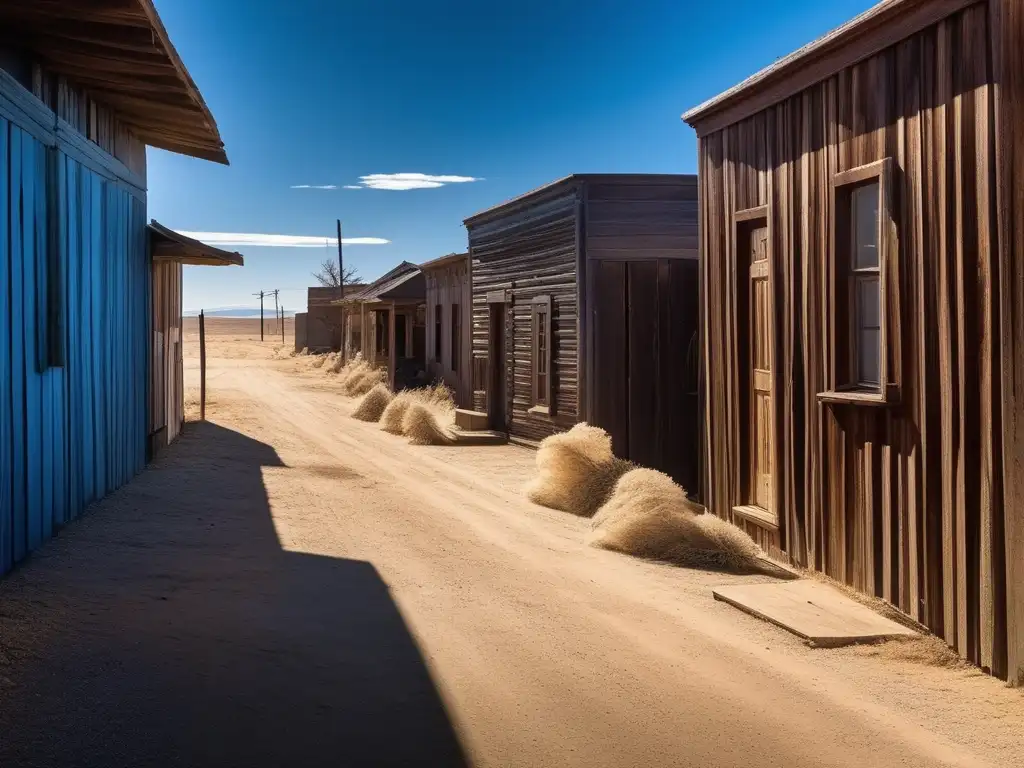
313, 259, 361, 289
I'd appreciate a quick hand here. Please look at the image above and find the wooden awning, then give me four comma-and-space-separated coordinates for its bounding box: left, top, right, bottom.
0, 0, 227, 163
149, 222, 244, 267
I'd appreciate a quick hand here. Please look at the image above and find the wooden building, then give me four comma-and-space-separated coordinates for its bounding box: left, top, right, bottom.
464, 174, 700, 490
0, 1, 230, 577
148, 224, 242, 450
683, 0, 1024, 681
421, 253, 472, 406
339, 262, 426, 390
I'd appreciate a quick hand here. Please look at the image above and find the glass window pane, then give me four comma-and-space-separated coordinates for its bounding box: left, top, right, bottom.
857, 277, 880, 329
852, 182, 879, 269
858, 327, 880, 386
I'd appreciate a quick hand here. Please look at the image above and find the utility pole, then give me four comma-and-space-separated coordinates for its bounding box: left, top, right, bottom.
336, 219, 343, 294
280, 305, 285, 344
253, 290, 265, 341
271, 289, 280, 336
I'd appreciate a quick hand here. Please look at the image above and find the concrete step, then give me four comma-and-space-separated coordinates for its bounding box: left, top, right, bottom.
449, 429, 507, 446
454, 408, 489, 431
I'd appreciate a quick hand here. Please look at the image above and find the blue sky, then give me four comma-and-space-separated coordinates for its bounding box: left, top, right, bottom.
149, 0, 876, 313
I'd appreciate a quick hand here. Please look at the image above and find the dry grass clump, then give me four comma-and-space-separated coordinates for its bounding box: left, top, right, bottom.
587, 467, 764, 572
310, 354, 328, 369
380, 393, 415, 434
402, 402, 453, 445
378, 385, 456, 440
298, 347, 309, 356
525, 423, 633, 517
345, 367, 385, 396
352, 383, 394, 422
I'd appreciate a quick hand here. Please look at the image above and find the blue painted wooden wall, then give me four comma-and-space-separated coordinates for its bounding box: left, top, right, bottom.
0, 117, 149, 576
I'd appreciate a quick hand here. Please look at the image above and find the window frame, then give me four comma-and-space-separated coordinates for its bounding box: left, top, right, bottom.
818, 158, 900, 407
450, 302, 460, 373
529, 295, 553, 415
434, 303, 442, 362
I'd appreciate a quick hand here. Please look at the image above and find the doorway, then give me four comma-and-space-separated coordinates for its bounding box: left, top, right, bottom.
395, 313, 407, 359
487, 302, 507, 431
735, 209, 776, 526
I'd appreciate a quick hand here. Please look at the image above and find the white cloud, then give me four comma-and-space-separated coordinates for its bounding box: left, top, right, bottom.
290, 184, 338, 190
176, 231, 390, 248
353, 173, 482, 191
343, 185, 362, 189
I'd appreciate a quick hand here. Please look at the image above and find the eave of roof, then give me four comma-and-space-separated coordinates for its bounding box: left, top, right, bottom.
338, 262, 421, 303
681, 0, 977, 137
419, 252, 468, 271
0, 0, 227, 163
149, 222, 244, 266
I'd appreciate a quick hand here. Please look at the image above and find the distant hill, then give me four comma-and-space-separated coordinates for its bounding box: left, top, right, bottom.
183, 308, 298, 318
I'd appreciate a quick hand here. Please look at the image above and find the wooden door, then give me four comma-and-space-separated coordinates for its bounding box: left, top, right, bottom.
487, 303, 507, 431
748, 225, 773, 512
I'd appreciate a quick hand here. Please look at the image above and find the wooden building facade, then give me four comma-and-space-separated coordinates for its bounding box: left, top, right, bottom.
149, 224, 242, 450
340, 262, 427, 390
465, 175, 700, 490
0, 1, 229, 577
421, 253, 472, 406
684, 0, 1024, 681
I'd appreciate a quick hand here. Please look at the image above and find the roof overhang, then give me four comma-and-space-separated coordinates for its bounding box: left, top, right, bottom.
419, 252, 468, 271
0, 0, 227, 163
149, 222, 244, 266
682, 0, 979, 137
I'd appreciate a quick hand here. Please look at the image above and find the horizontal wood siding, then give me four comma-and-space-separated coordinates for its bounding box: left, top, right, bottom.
699, 4, 1009, 674
0, 116, 148, 577
425, 260, 472, 407
469, 185, 579, 440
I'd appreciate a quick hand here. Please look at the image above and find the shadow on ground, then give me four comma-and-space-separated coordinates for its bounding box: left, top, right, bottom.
0, 421, 468, 768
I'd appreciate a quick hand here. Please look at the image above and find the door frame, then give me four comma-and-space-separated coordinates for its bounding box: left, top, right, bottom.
486, 300, 508, 432
732, 205, 780, 534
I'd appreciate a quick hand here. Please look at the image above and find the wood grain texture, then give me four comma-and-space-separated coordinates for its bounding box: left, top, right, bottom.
697, 4, 1010, 676
424, 256, 472, 407
468, 175, 700, 487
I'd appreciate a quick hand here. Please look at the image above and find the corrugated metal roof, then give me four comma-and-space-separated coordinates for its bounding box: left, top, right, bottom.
419, 252, 468, 272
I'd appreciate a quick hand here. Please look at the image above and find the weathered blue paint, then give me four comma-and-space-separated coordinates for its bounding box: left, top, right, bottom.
0, 116, 149, 576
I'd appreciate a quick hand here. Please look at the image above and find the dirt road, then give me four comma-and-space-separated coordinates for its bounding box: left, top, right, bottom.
1, 325, 1021, 767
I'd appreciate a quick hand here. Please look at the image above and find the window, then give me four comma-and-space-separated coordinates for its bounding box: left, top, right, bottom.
451, 303, 460, 372
530, 296, 553, 413
374, 310, 389, 358
434, 304, 442, 362
820, 158, 898, 406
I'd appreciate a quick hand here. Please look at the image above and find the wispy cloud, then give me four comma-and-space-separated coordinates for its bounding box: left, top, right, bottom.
350, 173, 483, 191
290, 184, 339, 190
177, 231, 390, 248
343, 185, 362, 189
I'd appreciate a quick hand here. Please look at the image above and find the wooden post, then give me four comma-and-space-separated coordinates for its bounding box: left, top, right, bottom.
260, 291, 264, 341
199, 309, 207, 422
337, 219, 343, 290
280, 306, 285, 344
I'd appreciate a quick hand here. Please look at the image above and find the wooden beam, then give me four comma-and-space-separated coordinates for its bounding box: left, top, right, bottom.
0, 4, 151, 29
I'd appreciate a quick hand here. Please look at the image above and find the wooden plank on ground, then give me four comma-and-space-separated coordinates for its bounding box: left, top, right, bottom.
713, 579, 918, 647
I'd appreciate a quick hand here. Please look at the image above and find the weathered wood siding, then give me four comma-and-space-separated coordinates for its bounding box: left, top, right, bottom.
469, 184, 579, 440
584, 178, 700, 491
151, 260, 183, 446
992, 0, 1024, 686
425, 259, 472, 407
699, 3, 1010, 675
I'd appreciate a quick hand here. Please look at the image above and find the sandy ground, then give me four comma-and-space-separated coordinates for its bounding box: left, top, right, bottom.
1, 319, 1022, 767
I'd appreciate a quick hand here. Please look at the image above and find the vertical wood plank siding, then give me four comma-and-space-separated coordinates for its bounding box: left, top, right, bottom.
584, 179, 701, 490
992, 0, 1024, 686
469, 185, 580, 440
698, 4, 1009, 674
424, 259, 472, 407
0, 116, 148, 577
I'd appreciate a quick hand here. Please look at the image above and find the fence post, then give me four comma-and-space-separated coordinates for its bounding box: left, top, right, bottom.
199, 309, 207, 421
